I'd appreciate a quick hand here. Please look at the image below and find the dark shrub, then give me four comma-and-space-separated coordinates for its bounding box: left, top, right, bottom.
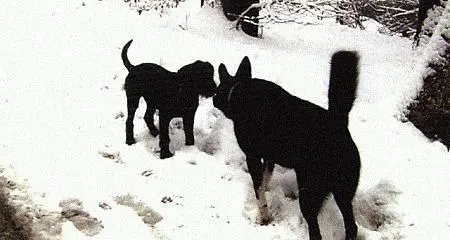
0, 181, 33, 240
407, 60, 450, 149
222, 0, 259, 37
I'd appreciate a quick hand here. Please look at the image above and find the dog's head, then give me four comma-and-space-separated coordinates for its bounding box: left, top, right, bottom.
177, 61, 216, 98
213, 56, 252, 118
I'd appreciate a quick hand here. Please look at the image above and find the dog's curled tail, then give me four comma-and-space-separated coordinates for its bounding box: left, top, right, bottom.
122, 39, 134, 72
328, 51, 359, 126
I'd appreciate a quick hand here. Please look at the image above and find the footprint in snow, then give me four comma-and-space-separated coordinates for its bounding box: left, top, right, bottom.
114, 194, 163, 226
141, 169, 153, 177
59, 198, 103, 237
98, 145, 123, 164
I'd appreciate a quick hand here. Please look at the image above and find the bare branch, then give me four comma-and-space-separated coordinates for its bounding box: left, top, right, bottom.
234, 2, 269, 29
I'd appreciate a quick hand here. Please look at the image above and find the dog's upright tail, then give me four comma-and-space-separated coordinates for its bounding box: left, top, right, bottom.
328, 51, 359, 126
122, 39, 134, 72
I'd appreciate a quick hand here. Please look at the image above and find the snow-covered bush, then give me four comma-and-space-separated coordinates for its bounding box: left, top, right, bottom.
338, 0, 418, 36
0, 178, 34, 240
407, 0, 449, 149
415, 0, 448, 47
407, 66, 449, 149
219, 0, 420, 38
124, 0, 182, 15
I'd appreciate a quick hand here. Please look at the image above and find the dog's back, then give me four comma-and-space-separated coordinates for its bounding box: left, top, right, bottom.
121, 40, 175, 103
232, 80, 355, 163
124, 63, 173, 94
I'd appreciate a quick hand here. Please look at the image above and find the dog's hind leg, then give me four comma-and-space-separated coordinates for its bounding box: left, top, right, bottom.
182, 110, 196, 146
298, 189, 327, 240
333, 189, 358, 240
143, 102, 159, 137
125, 96, 140, 145
296, 171, 327, 240
258, 160, 275, 225
247, 155, 273, 225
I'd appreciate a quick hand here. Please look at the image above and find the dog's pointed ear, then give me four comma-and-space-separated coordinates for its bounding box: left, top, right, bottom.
219, 63, 233, 83
235, 56, 251, 81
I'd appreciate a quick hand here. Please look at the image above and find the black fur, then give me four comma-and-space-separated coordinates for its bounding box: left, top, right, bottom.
213, 52, 361, 240
122, 39, 216, 159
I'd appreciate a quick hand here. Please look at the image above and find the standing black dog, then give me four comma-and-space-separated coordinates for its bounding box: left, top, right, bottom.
213, 52, 361, 240
122, 40, 216, 159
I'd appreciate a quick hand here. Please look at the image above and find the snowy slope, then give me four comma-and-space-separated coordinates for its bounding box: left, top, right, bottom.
0, 0, 449, 239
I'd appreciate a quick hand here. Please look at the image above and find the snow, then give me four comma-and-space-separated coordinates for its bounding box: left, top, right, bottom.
418, 1, 450, 73
0, 0, 449, 239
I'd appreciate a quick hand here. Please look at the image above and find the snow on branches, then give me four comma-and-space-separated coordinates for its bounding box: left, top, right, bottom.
224, 0, 420, 37
122, 0, 424, 39
124, 0, 182, 15
421, 0, 449, 71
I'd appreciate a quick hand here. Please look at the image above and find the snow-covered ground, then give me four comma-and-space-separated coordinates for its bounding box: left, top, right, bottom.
0, 0, 448, 239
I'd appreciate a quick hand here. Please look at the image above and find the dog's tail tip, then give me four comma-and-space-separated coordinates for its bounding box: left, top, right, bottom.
122, 39, 134, 71
331, 51, 359, 72
331, 50, 359, 62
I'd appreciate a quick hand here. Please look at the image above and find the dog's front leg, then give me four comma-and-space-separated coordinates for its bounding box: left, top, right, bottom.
158, 114, 173, 159
183, 110, 196, 146
246, 155, 273, 225
143, 102, 159, 137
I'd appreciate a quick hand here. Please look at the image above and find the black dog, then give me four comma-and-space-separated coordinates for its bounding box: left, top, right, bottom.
213, 52, 361, 240
122, 39, 216, 159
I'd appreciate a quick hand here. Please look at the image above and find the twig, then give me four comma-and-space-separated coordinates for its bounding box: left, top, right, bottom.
235, 2, 269, 29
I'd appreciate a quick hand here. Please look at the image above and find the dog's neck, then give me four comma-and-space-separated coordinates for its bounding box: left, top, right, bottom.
227, 81, 241, 104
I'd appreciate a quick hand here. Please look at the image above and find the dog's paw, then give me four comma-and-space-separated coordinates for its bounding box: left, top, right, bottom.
126, 138, 136, 145
160, 151, 174, 159
149, 129, 159, 137
260, 216, 274, 226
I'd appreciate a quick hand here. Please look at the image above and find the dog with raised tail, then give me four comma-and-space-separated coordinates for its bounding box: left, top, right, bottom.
122, 39, 216, 159
213, 52, 361, 240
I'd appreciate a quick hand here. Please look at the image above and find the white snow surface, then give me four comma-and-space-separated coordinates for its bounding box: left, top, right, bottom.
0, 0, 449, 240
